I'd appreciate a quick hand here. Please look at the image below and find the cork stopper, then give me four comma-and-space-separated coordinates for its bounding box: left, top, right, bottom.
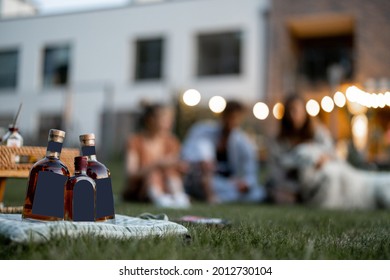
8, 124, 19, 132
79, 133, 95, 146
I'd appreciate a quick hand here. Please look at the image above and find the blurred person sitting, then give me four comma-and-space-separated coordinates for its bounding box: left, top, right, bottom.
181, 100, 266, 204
122, 103, 190, 208
267, 94, 334, 204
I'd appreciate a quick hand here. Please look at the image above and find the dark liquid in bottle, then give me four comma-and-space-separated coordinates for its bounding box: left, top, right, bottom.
86, 159, 115, 221
65, 176, 95, 221
22, 156, 69, 221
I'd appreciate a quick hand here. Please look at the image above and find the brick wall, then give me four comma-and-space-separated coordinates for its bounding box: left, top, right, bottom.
268, 0, 390, 100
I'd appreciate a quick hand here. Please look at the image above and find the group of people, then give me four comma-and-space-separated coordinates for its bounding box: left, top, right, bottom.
122, 94, 390, 210
122, 100, 264, 208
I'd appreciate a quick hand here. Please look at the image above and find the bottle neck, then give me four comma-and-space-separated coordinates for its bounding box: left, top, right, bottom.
75, 169, 87, 175
86, 154, 97, 161
46, 141, 63, 159
46, 151, 61, 159
9, 127, 18, 133
81, 145, 97, 161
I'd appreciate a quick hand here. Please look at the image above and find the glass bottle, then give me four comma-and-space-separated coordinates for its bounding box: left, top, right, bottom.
1, 125, 23, 163
65, 156, 96, 221
22, 129, 70, 221
79, 133, 115, 221
1, 124, 23, 147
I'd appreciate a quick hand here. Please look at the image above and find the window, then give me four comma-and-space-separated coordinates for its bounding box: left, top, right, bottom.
197, 31, 242, 76
0, 49, 18, 90
43, 45, 70, 87
135, 38, 163, 80
297, 35, 354, 84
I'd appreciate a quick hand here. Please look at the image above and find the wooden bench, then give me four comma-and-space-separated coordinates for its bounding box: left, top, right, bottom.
0, 146, 79, 209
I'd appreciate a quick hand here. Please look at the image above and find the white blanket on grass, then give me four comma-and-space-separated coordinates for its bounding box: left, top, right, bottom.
0, 214, 188, 243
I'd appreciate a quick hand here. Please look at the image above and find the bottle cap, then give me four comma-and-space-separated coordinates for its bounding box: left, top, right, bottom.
8, 124, 19, 132
79, 133, 95, 140
48, 129, 66, 143
79, 133, 95, 146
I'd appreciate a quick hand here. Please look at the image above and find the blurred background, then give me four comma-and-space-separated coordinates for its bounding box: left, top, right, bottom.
0, 0, 389, 169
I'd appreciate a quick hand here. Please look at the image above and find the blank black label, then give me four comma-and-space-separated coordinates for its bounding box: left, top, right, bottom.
47, 141, 63, 153
81, 146, 96, 156
96, 177, 115, 219
73, 180, 95, 222
32, 171, 67, 218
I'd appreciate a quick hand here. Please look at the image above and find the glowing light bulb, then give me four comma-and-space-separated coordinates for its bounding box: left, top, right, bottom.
378, 93, 386, 108
253, 102, 269, 120
272, 102, 284, 120
321, 96, 335, 113
182, 89, 201, 106
306, 99, 320, 117
333, 91, 346, 108
209, 96, 226, 113
346, 86, 359, 103
385, 91, 390, 106
371, 93, 379, 109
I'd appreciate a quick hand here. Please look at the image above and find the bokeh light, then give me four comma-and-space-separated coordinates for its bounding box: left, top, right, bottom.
371, 93, 379, 109
333, 91, 346, 108
306, 99, 320, 117
385, 91, 390, 106
321, 96, 335, 113
208, 96, 226, 113
378, 93, 386, 108
352, 114, 368, 138
272, 102, 284, 120
253, 102, 269, 120
182, 89, 201, 106
346, 86, 359, 103
351, 114, 368, 151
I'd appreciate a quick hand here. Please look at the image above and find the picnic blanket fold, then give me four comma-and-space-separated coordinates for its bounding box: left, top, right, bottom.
0, 214, 188, 243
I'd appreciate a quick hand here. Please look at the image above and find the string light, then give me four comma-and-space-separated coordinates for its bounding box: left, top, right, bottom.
346, 86, 359, 103
360, 91, 372, 108
321, 96, 335, 113
182, 89, 201, 106
253, 102, 269, 120
200, 86, 389, 119
209, 96, 226, 113
378, 93, 386, 109
333, 91, 346, 108
306, 99, 320, 117
371, 94, 379, 109
385, 91, 390, 106
272, 102, 284, 120
344, 86, 389, 109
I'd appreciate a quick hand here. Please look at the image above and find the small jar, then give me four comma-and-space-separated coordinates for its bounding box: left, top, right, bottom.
2, 125, 23, 163
1, 125, 23, 147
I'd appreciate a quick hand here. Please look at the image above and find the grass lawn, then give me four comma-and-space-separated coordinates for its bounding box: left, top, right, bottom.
1, 160, 390, 260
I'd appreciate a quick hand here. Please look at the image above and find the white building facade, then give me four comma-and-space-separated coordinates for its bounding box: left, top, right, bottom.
0, 0, 36, 19
0, 0, 269, 149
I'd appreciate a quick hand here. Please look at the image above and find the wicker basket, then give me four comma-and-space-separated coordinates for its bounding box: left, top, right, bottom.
0, 146, 80, 213
0, 146, 79, 177
0, 206, 23, 214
